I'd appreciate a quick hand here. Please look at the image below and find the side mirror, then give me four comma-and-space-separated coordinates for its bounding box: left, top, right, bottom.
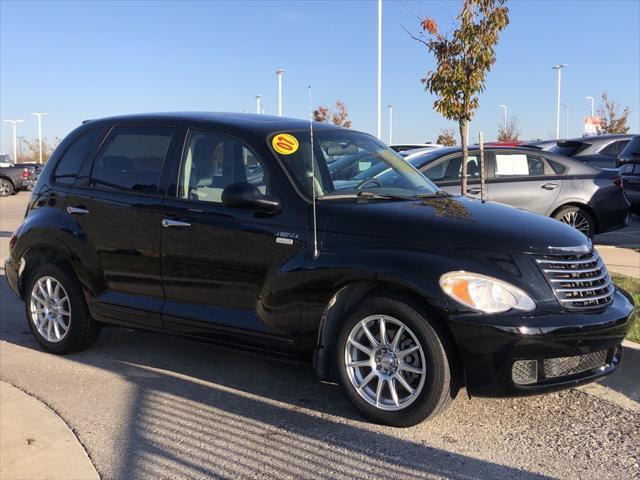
221, 182, 280, 213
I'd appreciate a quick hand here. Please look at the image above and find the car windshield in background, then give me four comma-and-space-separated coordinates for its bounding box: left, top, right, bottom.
271, 129, 439, 199
550, 141, 588, 157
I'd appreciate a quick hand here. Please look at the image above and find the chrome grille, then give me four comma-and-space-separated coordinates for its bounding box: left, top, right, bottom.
536, 249, 614, 309
543, 350, 608, 379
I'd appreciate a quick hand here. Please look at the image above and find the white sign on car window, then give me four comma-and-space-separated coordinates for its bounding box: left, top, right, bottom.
495, 154, 529, 176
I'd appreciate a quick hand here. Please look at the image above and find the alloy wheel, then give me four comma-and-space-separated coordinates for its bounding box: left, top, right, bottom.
344, 315, 426, 411
30, 276, 71, 343
559, 210, 590, 235
0, 180, 11, 196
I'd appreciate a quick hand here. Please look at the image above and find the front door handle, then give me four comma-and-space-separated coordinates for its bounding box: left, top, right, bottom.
162, 219, 191, 228
541, 183, 559, 190
66, 206, 90, 215
466, 187, 481, 195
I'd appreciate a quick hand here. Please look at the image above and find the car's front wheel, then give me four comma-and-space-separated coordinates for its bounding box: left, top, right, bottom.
337, 296, 457, 427
24, 264, 101, 354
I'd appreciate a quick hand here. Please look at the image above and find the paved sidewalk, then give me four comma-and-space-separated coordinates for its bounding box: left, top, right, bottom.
0, 381, 99, 480
597, 245, 640, 278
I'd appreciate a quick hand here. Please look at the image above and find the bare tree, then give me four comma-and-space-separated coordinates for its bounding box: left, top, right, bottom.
21, 137, 60, 163
436, 127, 457, 146
598, 92, 631, 134
313, 101, 352, 128
313, 106, 330, 123
497, 116, 521, 142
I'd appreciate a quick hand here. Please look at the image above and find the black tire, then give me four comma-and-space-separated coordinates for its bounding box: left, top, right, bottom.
337, 296, 457, 427
0, 178, 14, 197
24, 263, 101, 354
553, 205, 595, 238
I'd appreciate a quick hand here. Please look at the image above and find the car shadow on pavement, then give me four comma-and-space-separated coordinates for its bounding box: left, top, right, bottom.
1, 276, 553, 479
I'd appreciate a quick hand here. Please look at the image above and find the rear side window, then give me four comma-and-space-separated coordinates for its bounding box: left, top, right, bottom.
53, 129, 103, 185
493, 154, 545, 177
91, 126, 173, 194
600, 140, 630, 157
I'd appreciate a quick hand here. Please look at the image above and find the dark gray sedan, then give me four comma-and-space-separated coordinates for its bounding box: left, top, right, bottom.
401, 146, 630, 237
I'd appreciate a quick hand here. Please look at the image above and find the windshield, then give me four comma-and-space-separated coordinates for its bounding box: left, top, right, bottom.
271, 129, 439, 199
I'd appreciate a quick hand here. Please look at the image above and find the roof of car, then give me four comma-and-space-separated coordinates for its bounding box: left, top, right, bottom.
82, 112, 342, 134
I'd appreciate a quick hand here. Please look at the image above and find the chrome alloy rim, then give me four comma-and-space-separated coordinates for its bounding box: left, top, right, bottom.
0, 180, 10, 196
560, 211, 590, 235
30, 276, 71, 343
344, 315, 426, 411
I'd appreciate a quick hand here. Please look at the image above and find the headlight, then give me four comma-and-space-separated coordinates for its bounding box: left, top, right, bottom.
439, 272, 535, 313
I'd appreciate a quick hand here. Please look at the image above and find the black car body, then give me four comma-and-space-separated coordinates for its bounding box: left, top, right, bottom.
620, 161, 640, 213
398, 146, 630, 237
617, 135, 640, 168
0, 164, 35, 196
4, 113, 634, 426
549, 134, 636, 169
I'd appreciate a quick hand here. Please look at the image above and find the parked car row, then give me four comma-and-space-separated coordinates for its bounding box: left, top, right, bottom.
0, 163, 36, 196
5, 113, 634, 427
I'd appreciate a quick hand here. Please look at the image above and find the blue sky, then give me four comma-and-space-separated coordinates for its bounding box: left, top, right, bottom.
1, 0, 638, 154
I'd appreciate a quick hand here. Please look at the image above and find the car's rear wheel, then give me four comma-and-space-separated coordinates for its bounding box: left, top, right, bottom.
0, 178, 14, 197
337, 296, 456, 427
24, 264, 101, 354
554, 206, 595, 238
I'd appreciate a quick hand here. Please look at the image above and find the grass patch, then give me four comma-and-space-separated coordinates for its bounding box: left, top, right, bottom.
611, 273, 640, 343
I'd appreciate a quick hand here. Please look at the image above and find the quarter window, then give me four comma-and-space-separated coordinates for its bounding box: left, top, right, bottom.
178, 130, 268, 204
91, 126, 174, 194
53, 128, 103, 185
494, 154, 545, 177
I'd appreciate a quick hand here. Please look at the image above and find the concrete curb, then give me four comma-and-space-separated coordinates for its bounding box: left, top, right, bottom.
0, 381, 99, 480
575, 340, 640, 413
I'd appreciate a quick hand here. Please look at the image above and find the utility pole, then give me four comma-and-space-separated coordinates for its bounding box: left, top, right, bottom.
276, 69, 284, 116
255, 95, 262, 114
552, 64, 567, 139
376, 0, 382, 139
3, 119, 24, 163
585, 96, 594, 117
498, 104, 507, 128
388, 105, 393, 144
32, 112, 48, 163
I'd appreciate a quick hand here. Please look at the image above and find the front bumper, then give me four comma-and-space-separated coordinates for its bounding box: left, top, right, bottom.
448, 288, 634, 397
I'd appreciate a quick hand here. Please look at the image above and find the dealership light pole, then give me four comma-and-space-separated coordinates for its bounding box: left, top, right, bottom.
498, 104, 507, 128
561, 103, 569, 138
32, 112, 48, 163
3, 119, 24, 162
255, 95, 262, 114
276, 69, 284, 116
585, 96, 595, 117
388, 105, 393, 144
552, 64, 567, 139
376, 0, 382, 139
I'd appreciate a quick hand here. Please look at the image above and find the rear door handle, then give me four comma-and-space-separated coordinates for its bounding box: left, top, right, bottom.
466, 187, 481, 195
66, 206, 90, 215
162, 219, 191, 228
541, 183, 559, 190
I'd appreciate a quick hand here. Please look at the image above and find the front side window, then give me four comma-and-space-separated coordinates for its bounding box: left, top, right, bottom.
271, 129, 439, 199
178, 130, 268, 204
493, 154, 545, 177
91, 126, 173, 194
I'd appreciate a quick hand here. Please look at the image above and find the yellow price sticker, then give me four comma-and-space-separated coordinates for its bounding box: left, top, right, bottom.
272, 133, 299, 155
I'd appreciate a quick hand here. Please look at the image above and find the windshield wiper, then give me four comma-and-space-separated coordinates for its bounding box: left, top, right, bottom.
355, 190, 411, 200
414, 190, 450, 198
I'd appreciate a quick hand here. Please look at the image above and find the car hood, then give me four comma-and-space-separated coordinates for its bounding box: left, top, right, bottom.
317, 195, 589, 254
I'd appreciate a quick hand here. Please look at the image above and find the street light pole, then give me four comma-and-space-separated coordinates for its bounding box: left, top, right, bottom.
388, 105, 393, 144
552, 64, 567, 139
585, 96, 594, 117
255, 95, 262, 114
376, 0, 382, 139
498, 104, 507, 128
276, 69, 284, 116
32, 112, 48, 164
3, 119, 24, 163
561, 103, 569, 138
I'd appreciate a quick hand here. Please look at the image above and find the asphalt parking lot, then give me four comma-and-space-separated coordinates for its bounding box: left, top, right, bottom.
1, 191, 639, 480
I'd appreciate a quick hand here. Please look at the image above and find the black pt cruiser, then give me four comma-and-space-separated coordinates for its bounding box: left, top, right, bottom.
5, 113, 634, 426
